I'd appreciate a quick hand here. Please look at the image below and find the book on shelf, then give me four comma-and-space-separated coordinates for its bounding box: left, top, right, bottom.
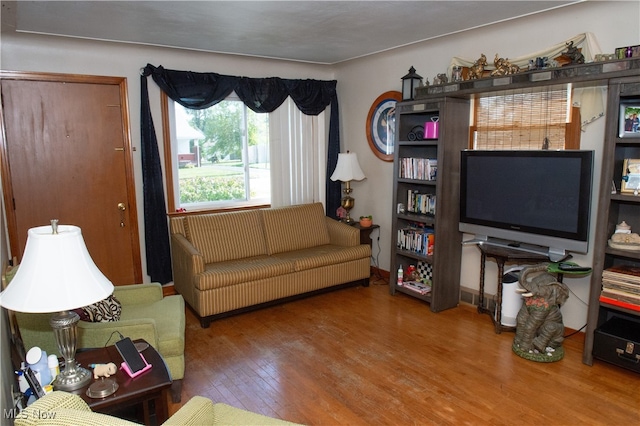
401, 280, 432, 295
406, 190, 436, 215
397, 226, 434, 256
599, 295, 640, 312
602, 265, 640, 284
399, 158, 437, 181
600, 287, 640, 305
602, 279, 640, 296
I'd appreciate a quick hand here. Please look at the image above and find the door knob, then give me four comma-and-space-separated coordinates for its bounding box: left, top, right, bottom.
118, 203, 126, 211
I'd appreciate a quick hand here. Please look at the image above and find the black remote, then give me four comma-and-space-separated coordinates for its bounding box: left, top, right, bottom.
558, 262, 591, 272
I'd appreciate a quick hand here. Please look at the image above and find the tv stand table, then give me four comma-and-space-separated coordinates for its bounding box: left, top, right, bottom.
477, 244, 552, 334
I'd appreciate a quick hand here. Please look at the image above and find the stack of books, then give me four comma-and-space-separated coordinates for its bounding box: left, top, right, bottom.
599, 265, 640, 311
401, 280, 432, 295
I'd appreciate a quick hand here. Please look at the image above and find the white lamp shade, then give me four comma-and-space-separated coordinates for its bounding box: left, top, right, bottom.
330, 152, 366, 182
0, 224, 114, 313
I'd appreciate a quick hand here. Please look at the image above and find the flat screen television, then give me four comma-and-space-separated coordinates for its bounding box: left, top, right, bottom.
459, 150, 594, 261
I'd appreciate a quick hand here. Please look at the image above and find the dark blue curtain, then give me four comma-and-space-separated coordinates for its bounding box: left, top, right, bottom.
140, 64, 341, 283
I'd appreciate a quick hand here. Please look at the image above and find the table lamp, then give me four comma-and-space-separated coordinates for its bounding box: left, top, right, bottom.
330, 152, 366, 223
0, 220, 114, 391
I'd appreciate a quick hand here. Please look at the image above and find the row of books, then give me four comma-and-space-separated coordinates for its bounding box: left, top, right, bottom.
407, 190, 436, 215
599, 265, 640, 312
399, 158, 437, 181
397, 226, 434, 257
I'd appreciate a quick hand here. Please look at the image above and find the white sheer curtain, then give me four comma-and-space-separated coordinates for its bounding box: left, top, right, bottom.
269, 97, 327, 208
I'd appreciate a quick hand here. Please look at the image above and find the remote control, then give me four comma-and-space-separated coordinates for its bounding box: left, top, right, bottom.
558, 262, 591, 272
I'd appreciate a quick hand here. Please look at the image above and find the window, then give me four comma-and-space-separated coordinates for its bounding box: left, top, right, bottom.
162, 93, 327, 214
165, 94, 270, 211
472, 85, 580, 150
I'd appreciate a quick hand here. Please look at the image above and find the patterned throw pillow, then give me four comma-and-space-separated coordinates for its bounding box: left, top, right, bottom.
80, 295, 122, 322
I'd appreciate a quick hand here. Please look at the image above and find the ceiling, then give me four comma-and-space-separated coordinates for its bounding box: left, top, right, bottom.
1, 1, 583, 64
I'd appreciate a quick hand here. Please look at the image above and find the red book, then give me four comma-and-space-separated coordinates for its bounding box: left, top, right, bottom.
599, 295, 640, 312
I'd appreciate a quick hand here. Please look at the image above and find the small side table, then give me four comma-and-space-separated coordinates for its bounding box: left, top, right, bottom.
350, 223, 380, 247
477, 244, 550, 334
73, 339, 172, 425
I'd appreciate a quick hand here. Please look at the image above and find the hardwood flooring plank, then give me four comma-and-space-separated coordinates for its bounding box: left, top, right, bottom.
169, 281, 640, 425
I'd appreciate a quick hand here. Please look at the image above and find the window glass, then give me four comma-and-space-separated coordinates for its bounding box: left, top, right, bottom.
171, 98, 270, 210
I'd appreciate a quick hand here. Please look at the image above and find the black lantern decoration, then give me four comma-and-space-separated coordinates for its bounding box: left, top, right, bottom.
401, 66, 423, 101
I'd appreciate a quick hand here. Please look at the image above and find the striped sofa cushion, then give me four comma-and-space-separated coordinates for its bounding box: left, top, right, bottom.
195, 256, 294, 290
262, 202, 330, 255
185, 210, 267, 264
272, 244, 371, 272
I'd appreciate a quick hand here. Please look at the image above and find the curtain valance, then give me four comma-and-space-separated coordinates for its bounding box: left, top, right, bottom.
141, 64, 337, 114
140, 64, 341, 283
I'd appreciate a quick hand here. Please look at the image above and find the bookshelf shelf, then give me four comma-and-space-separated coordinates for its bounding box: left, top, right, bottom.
389, 97, 469, 312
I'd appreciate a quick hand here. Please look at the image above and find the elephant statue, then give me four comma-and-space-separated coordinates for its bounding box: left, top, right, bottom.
469, 54, 487, 79
512, 263, 569, 361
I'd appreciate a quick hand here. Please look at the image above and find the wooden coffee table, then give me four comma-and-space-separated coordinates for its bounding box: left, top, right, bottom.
71, 339, 172, 425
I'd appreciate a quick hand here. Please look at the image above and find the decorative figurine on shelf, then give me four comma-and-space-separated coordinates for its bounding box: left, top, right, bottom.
512, 263, 569, 362
469, 54, 487, 79
565, 41, 585, 64
608, 221, 640, 251
433, 73, 448, 85
91, 362, 117, 379
560, 41, 585, 65
490, 54, 521, 76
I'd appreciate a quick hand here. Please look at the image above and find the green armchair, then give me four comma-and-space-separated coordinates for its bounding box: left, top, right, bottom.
15, 391, 300, 425
12, 283, 185, 402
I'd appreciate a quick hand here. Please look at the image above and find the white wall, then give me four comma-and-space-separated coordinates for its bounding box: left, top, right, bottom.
0, 34, 335, 281
333, 0, 639, 330
1, 1, 638, 330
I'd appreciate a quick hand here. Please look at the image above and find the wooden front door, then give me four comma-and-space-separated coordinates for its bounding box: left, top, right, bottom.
0, 72, 142, 285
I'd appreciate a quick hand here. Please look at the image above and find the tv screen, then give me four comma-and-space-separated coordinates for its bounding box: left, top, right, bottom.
459, 150, 593, 260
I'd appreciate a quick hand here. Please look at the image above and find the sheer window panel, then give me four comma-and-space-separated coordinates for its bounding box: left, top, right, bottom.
270, 98, 326, 207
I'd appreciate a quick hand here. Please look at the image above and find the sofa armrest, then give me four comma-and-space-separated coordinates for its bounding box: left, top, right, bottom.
162, 395, 216, 425
171, 233, 205, 293
21, 390, 90, 412
325, 217, 359, 246
113, 283, 163, 305
16, 392, 139, 426
78, 319, 159, 348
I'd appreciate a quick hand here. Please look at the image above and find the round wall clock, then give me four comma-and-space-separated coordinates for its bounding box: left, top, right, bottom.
366, 91, 402, 162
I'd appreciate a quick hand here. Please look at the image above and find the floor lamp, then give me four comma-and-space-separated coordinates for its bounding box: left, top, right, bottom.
0, 220, 114, 391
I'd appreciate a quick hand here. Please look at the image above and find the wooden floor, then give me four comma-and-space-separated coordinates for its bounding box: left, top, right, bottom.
167, 278, 640, 425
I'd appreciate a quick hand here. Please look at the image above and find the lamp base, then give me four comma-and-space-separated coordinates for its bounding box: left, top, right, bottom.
52, 366, 92, 391
50, 310, 91, 391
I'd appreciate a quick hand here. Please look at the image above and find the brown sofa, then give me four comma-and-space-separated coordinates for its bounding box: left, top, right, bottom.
170, 203, 371, 327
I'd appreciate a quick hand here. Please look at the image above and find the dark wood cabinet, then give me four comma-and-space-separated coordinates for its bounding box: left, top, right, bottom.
389, 97, 469, 312
583, 76, 640, 367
